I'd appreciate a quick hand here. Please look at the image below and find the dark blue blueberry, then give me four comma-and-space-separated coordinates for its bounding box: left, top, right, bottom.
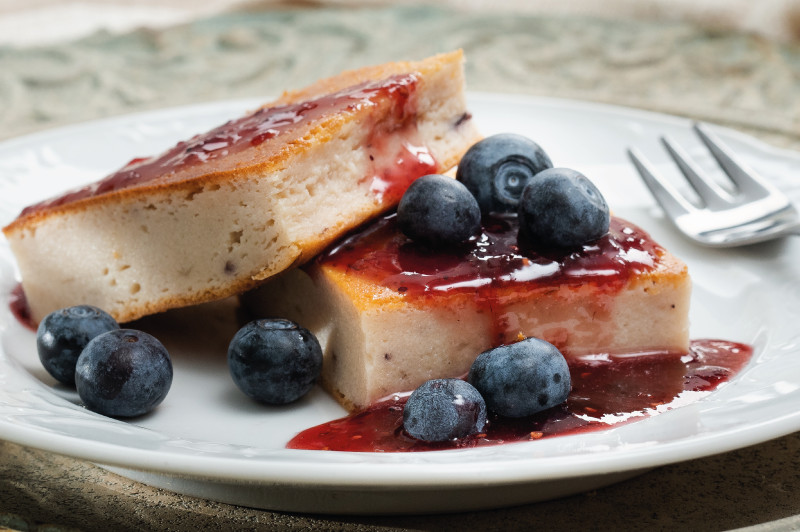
457, 134, 553, 213
518, 168, 610, 248
36, 305, 120, 386
467, 338, 570, 418
228, 319, 322, 405
403, 379, 487, 441
397, 174, 481, 247
75, 329, 172, 417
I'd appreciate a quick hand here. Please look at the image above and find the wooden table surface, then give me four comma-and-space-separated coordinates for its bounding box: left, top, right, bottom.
3, 6, 800, 531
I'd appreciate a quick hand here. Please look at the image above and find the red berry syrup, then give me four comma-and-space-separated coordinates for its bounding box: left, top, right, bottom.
17, 73, 437, 219
288, 340, 753, 452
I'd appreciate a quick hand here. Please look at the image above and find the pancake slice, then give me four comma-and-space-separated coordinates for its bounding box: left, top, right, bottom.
4, 50, 480, 324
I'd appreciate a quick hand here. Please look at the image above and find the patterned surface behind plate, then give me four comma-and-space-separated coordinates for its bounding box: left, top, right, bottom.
2, 6, 800, 148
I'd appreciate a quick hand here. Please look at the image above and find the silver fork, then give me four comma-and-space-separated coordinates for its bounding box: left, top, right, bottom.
627, 123, 800, 247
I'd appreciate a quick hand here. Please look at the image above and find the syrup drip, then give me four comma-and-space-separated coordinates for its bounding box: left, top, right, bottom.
287, 340, 753, 452
19, 73, 435, 218
365, 135, 436, 205
318, 213, 663, 346
9, 283, 36, 332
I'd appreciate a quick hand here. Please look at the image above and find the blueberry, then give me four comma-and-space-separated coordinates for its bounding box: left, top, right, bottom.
457, 134, 553, 213
75, 329, 172, 417
228, 319, 323, 405
36, 305, 120, 386
397, 174, 481, 247
518, 168, 610, 248
468, 338, 570, 418
403, 379, 487, 441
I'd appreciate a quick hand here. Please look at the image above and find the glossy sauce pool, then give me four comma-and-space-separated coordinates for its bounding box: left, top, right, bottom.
18, 72, 438, 218
289, 340, 752, 452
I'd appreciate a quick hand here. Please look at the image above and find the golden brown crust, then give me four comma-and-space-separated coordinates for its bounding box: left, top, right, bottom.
316, 249, 690, 315
273, 50, 464, 106
318, 377, 357, 413
110, 244, 685, 325
106, 265, 281, 324
627, 251, 689, 292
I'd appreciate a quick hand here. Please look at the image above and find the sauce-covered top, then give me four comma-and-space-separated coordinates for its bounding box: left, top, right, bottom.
318, 213, 664, 344
19, 73, 433, 218
321, 214, 663, 297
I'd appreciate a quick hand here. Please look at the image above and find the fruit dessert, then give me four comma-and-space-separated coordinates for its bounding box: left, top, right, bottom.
273, 134, 751, 453
244, 135, 692, 411
14, 130, 752, 449
3, 50, 480, 325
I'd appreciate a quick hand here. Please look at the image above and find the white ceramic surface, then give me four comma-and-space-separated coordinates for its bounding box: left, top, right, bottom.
2, 94, 800, 515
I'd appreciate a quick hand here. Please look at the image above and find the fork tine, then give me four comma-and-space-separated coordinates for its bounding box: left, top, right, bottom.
693, 123, 771, 197
627, 147, 695, 218
660, 135, 734, 209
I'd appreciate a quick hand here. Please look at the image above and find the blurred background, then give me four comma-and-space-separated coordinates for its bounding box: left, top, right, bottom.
2, 0, 800, 150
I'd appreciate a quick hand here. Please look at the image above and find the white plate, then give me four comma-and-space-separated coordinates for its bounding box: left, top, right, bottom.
2, 94, 800, 515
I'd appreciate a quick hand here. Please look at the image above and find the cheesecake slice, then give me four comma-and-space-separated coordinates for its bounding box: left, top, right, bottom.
243, 213, 691, 411
4, 51, 480, 324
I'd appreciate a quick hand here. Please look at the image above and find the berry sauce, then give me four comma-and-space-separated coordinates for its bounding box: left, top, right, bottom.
317, 213, 663, 346
18, 73, 436, 218
288, 340, 753, 452
9, 283, 36, 332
